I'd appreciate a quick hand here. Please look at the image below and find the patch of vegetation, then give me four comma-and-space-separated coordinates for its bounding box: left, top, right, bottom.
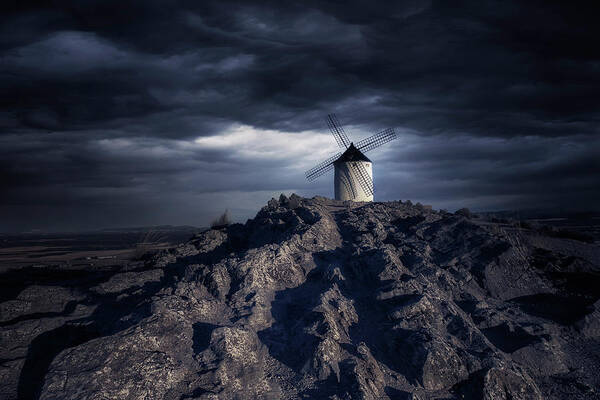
211, 210, 231, 229
455, 208, 472, 218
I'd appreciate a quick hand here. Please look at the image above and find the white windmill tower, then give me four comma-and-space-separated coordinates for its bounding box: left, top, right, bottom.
305, 114, 397, 202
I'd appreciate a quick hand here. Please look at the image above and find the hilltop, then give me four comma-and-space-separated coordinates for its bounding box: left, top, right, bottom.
1, 195, 599, 399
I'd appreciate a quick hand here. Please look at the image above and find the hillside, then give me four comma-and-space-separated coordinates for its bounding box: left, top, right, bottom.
1, 195, 599, 399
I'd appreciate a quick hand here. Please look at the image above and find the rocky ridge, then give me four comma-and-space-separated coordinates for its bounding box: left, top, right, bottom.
1, 195, 599, 399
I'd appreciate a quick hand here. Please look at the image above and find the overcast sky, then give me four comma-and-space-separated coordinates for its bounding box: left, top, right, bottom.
1, 1, 598, 232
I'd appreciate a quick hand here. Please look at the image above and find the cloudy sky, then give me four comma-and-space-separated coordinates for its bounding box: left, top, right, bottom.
1, 1, 598, 231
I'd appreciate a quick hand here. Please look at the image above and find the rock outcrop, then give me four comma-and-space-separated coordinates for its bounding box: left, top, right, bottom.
1, 195, 599, 399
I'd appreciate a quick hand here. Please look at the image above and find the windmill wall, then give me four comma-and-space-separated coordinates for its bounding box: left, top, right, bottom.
334, 161, 373, 202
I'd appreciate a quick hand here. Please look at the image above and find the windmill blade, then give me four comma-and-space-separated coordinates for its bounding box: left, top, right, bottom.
356, 128, 397, 153
305, 152, 342, 181
340, 173, 357, 199
345, 178, 358, 199
327, 113, 351, 149
349, 162, 373, 197
349, 163, 373, 197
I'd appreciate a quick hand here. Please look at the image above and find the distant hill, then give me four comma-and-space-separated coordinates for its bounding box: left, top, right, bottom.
99, 225, 206, 233
478, 208, 600, 221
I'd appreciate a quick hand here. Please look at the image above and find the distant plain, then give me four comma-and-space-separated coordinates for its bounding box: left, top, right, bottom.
0, 227, 202, 273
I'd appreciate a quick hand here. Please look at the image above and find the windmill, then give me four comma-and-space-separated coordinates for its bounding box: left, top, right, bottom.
305, 114, 397, 202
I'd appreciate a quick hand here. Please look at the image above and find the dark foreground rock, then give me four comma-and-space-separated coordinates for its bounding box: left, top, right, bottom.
1, 195, 599, 399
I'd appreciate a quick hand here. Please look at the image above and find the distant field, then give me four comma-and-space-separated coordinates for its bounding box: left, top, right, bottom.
0, 228, 202, 272
477, 211, 600, 243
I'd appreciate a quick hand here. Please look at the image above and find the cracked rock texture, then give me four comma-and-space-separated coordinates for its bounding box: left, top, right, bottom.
1, 195, 599, 399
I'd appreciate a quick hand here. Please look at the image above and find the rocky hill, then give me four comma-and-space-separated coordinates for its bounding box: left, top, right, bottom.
1, 195, 599, 399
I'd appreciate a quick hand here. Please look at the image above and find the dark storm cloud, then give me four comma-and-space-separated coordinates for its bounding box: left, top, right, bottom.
0, 0, 598, 231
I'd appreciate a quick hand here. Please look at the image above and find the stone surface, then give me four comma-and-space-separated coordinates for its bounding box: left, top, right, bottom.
1, 195, 599, 399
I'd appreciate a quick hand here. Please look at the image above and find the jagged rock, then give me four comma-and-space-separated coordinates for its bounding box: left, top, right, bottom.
510, 338, 568, 377
351, 343, 386, 399
576, 299, 600, 338
0, 286, 84, 323
312, 337, 342, 380
482, 366, 542, 400
0, 286, 95, 400
41, 313, 195, 400
0, 195, 598, 399
92, 269, 163, 295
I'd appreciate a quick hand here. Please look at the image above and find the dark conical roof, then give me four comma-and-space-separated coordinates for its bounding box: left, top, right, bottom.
334, 143, 371, 163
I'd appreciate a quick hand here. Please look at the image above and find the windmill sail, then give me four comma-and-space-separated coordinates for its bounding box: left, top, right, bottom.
356, 128, 397, 153
339, 171, 357, 199
349, 162, 374, 197
305, 152, 342, 181
327, 113, 351, 149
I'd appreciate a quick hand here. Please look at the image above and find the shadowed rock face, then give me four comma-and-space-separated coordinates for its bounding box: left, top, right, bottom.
1, 195, 599, 399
